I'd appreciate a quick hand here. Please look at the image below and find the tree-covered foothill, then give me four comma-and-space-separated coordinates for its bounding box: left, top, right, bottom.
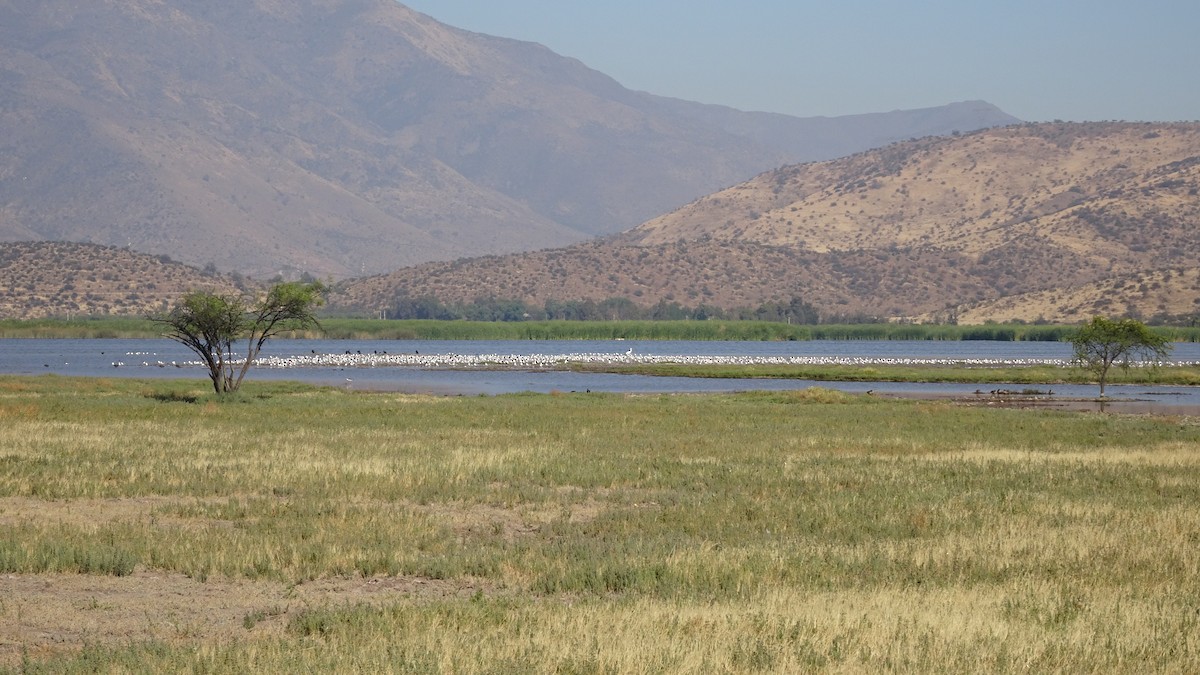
1070, 316, 1172, 396
153, 281, 326, 394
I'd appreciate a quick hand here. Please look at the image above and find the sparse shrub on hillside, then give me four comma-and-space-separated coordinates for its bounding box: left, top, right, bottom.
1, 242, 250, 319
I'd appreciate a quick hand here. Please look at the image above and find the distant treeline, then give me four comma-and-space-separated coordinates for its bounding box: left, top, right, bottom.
4, 317, 1200, 343
386, 295, 823, 324
309, 320, 1200, 343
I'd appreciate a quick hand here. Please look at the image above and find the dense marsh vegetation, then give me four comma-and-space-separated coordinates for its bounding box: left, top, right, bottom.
2, 376, 1199, 671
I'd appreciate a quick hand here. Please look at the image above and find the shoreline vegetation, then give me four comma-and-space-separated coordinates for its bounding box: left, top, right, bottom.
2, 377, 1199, 671
3, 317, 1200, 342
570, 362, 1200, 388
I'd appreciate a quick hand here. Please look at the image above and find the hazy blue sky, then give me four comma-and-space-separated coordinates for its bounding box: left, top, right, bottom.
401, 1, 1199, 123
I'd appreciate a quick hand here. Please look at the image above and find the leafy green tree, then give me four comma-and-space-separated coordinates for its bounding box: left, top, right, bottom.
154, 282, 325, 394
1070, 316, 1171, 397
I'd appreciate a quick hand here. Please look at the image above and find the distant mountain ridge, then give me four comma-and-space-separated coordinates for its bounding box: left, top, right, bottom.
0, 0, 1017, 278
5, 125, 1198, 323
336, 122, 1200, 324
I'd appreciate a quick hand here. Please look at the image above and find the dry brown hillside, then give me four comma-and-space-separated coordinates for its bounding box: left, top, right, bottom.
333, 236, 1096, 321
338, 122, 1200, 323
940, 268, 1200, 325
0, 242, 247, 319
628, 122, 1200, 269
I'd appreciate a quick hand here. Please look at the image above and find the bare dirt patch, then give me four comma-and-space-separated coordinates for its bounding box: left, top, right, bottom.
0, 570, 491, 668
0, 496, 180, 528
410, 491, 615, 542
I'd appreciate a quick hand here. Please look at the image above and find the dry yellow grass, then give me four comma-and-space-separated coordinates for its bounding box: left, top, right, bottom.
2, 378, 1199, 671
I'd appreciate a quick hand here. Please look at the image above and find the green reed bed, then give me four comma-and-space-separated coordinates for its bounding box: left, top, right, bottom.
2, 376, 1200, 672
0, 317, 161, 339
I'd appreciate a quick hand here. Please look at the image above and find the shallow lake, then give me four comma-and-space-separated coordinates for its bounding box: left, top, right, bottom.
2, 338, 1199, 411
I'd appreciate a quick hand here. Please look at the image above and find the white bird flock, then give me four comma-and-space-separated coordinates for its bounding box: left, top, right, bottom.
213, 352, 1188, 369
128, 350, 1200, 371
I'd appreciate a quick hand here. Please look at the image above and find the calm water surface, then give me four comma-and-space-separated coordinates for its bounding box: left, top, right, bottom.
2, 339, 1198, 408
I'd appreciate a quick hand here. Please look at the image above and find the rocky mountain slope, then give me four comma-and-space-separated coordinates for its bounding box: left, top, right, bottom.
336, 122, 1200, 323
0, 0, 1016, 278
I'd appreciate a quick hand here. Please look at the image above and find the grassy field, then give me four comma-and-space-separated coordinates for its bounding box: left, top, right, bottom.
2, 376, 1200, 672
